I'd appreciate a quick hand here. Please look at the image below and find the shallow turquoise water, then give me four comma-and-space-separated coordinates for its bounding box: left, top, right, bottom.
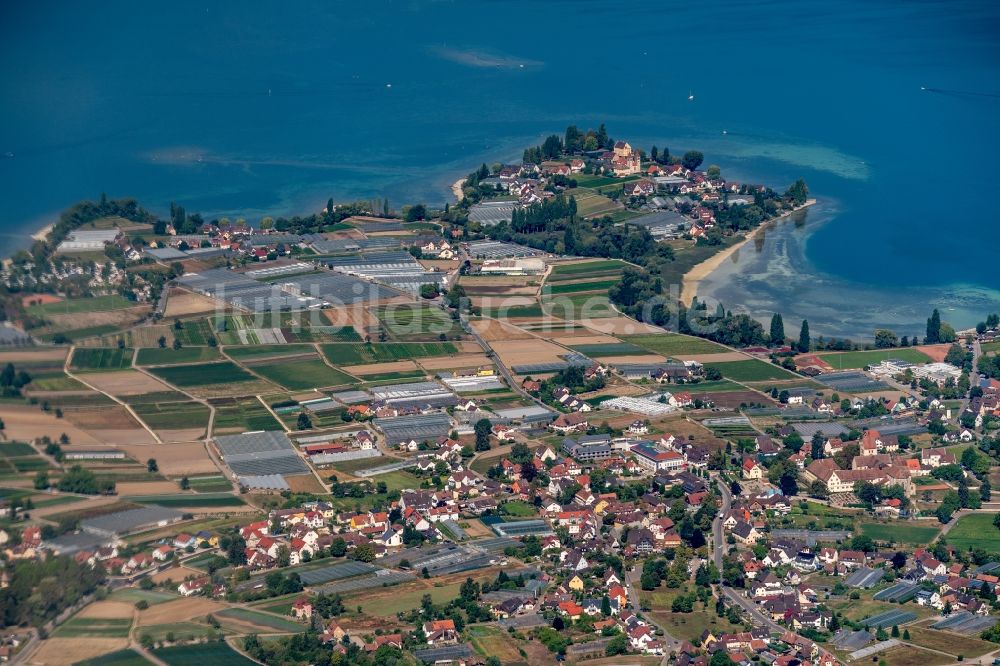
1, 0, 998, 335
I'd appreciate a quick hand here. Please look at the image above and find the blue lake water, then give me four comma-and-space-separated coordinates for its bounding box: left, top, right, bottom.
1, 0, 998, 337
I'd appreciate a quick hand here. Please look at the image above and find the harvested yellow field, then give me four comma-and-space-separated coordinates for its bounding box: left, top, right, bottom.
80, 370, 173, 396
469, 318, 532, 341
552, 334, 620, 346
118, 442, 218, 476
581, 315, 662, 335
0, 404, 102, 445
490, 338, 566, 368
163, 288, 222, 317
0, 348, 67, 363
77, 600, 135, 619
27, 638, 129, 666
137, 597, 228, 625
116, 480, 184, 495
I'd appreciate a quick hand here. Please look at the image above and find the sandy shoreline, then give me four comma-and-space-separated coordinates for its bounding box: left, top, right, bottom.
451, 178, 465, 201
30, 223, 53, 242
680, 199, 816, 306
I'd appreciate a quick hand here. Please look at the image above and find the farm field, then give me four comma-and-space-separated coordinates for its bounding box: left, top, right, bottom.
109, 588, 178, 605
944, 513, 1000, 551
376, 304, 459, 337
467, 625, 524, 664
548, 259, 629, 280
53, 617, 132, 638
149, 361, 257, 387
904, 627, 996, 657
545, 278, 620, 294
543, 293, 615, 319
320, 342, 456, 365
569, 190, 621, 218
214, 608, 303, 632
185, 475, 233, 492
27, 294, 136, 316
815, 348, 933, 370
169, 319, 216, 346
132, 492, 245, 508
250, 358, 355, 391
131, 401, 210, 433
136, 347, 220, 365
704, 359, 800, 381
857, 521, 941, 546
75, 648, 152, 666
625, 333, 731, 355
70, 347, 134, 371
223, 344, 314, 361
152, 642, 256, 666
211, 398, 282, 433
568, 342, 647, 356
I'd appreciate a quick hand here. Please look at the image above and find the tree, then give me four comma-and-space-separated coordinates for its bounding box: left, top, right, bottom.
798, 319, 811, 353
33, 471, 49, 490
474, 418, 492, 452
874, 329, 899, 349
146, 458, 158, 473
404, 204, 427, 222
682, 150, 704, 171
179, 476, 190, 490
926, 308, 942, 344
706, 165, 722, 179
419, 283, 439, 299
785, 178, 809, 205
769, 313, 785, 345
157, 335, 167, 348
296, 412, 313, 430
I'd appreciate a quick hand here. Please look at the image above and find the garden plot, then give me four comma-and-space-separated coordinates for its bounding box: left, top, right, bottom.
62, 406, 157, 445
490, 338, 567, 369
117, 442, 218, 476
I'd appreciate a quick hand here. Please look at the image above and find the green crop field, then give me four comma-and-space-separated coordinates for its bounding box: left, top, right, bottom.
548, 259, 629, 280
568, 342, 647, 356
215, 608, 304, 632
358, 370, 426, 382
186, 475, 233, 492
170, 319, 216, 346
132, 401, 210, 431
136, 347, 219, 365
76, 648, 152, 666
28, 294, 136, 316
320, 342, 456, 365
153, 642, 256, 666
625, 333, 731, 355
70, 347, 134, 371
858, 522, 941, 546
109, 588, 177, 605
704, 359, 799, 381
224, 344, 314, 361
0, 442, 38, 457
54, 616, 132, 638
943, 513, 1000, 551
251, 359, 355, 390
570, 190, 621, 218
212, 398, 281, 433
545, 278, 620, 294
149, 361, 256, 387
481, 304, 545, 318
543, 293, 615, 319
376, 304, 460, 336
816, 348, 933, 370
